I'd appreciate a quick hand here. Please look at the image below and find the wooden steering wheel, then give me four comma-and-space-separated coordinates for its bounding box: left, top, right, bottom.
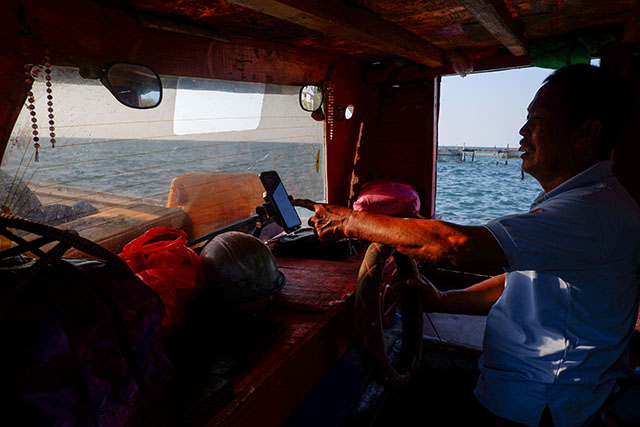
354, 242, 423, 386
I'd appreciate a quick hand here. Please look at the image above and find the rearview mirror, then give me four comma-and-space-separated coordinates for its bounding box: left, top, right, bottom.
299, 85, 324, 112
101, 63, 163, 109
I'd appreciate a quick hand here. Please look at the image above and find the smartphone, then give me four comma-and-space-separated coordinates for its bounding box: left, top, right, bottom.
259, 171, 301, 233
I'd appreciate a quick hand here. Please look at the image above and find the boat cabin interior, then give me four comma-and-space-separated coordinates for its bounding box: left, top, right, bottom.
2, 0, 640, 425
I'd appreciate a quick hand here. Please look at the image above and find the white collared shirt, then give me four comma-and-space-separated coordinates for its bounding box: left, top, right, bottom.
479, 160, 640, 426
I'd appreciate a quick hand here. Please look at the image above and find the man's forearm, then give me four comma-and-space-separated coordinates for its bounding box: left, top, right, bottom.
436, 273, 506, 315
343, 209, 506, 274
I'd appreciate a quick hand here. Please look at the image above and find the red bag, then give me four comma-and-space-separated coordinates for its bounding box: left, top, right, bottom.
119, 227, 204, 335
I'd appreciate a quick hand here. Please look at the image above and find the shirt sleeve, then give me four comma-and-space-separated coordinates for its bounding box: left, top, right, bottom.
484, 195, 604, 272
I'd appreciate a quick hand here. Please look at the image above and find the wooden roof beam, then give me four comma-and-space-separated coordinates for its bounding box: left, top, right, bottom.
222, 0, 445, 68
461, 0, 527, 56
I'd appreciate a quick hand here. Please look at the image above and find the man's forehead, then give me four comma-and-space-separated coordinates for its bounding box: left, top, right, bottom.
528, 83, 565, 113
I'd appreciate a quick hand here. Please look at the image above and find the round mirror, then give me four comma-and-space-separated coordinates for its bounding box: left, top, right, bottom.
299, 85, 324, 112
103, 63, 162, 109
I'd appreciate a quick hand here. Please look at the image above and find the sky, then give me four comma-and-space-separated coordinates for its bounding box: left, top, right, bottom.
438, 66, 554, 148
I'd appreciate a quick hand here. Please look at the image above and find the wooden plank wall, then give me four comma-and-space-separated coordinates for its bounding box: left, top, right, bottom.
325, 60, 377, 207
353, 79, 439, 218
0, 3, 29, 163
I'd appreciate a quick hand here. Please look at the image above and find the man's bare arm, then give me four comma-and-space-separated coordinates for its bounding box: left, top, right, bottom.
294, 200, 507, 275
409, 273, 506, 315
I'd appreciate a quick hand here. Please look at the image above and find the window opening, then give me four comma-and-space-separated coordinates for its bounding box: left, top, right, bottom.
436, 67, 553, 225
2, 66, 325, 239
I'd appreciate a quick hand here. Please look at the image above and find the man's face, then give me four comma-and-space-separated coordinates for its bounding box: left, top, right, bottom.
519, 83, 577, 191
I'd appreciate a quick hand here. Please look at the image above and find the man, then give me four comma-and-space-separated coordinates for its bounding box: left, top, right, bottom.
295, 64, 640, 426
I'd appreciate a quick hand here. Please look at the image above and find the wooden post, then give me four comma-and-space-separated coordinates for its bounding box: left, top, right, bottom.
472, 150, 475, 162
462, 142, 465, 162
505, 144, 509, 165
495, 145, 498, 165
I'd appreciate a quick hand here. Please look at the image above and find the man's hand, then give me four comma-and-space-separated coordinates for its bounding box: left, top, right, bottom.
406, 276, 444, 313
292, 199, 351, 241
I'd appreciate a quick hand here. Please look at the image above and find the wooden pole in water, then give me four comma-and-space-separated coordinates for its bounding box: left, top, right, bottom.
495, 145, 498, 165
462, 142, 465, 162
505, 143, 509, 165
472, 149, 475, 162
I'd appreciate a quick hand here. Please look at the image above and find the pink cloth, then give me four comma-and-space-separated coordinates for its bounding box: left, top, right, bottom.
353, 179, 421, 217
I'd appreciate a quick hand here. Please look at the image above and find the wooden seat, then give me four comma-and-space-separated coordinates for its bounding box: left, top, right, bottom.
166, 173, 265, 239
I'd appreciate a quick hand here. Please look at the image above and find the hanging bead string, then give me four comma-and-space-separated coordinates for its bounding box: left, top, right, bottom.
24, 68, 40, 162
22, 48, 55, 162
44, 50, 56, 149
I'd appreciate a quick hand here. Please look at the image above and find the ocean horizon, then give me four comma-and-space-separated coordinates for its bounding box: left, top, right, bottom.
2, 135, 540, 228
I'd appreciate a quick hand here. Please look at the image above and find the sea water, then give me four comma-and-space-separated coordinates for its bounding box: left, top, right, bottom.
435, 152, 543, 225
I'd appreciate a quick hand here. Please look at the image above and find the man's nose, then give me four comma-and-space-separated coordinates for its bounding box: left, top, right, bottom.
519, 122, 529, 137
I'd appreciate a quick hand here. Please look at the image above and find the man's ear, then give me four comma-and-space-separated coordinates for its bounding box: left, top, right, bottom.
574, 119, 603, 150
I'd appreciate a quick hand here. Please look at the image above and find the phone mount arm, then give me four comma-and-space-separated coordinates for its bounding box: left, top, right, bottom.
252, 193, 296, 238
252, 205, 274, 238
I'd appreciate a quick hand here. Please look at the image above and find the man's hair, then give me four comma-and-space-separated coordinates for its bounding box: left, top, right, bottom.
543, 64, 633, 157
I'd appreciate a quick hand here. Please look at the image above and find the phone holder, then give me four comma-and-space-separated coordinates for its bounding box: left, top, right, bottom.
251, 192, 295, 238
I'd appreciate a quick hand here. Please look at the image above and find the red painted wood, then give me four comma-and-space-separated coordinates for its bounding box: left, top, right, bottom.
355, 80, 438, 217
206, 308, 351, 426
364, 53, 533, 84
0, 5, 29, 163
275, 255, 363, 311
428, 77, 440, 218
16, 0, 330, 84
325, 60, 377, 207
223, 0, 445, 67
184, 256, 361, 425
274, 310, 330, 345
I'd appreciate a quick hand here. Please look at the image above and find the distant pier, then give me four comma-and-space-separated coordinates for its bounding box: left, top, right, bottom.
438, 144, 520, 165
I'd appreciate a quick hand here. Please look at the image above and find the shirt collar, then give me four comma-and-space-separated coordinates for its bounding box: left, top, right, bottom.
531, 160, 613, 208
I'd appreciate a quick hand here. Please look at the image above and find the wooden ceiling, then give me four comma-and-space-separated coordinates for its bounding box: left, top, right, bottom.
102, 0, 637, 68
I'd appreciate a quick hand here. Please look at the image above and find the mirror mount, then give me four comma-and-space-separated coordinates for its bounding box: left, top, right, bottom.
78, 63, 103, 80
311, 108, 325, 121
